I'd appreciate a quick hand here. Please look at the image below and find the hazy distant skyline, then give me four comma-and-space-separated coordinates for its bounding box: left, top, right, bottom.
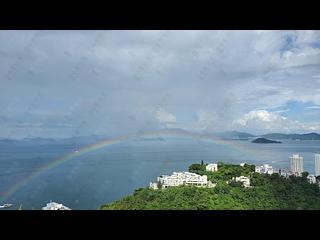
1, 30, 320, 139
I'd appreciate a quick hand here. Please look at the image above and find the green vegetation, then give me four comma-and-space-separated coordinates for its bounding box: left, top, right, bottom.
189, 161, 254, 185
100, 162, 320, 210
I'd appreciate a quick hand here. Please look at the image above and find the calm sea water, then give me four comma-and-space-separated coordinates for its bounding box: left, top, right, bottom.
0, 138, 320, 210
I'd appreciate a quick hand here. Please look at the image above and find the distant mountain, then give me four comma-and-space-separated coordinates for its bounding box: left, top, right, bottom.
0, 135, 109, 146
261, 132, 320, 140
133, 137, 166, 141
0, 138, 17, 143
0, 137, 57, 143
22, 137, 56, 142
1, 131, 319, 144
215, 131, 256, 140
62, 135, 107, 143
216, 131, 320, 141
251, 137, 282, 144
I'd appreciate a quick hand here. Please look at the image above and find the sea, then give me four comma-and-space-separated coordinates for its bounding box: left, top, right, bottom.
0, 137, 320, 210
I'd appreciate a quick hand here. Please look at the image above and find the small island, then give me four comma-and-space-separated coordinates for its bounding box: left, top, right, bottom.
251, 137, 282, 144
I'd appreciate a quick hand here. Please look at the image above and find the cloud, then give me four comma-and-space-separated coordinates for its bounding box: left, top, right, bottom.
272, 109, 290, 113
196, 110, 218, 128
0, 30, 320, 138
233, 110, 320, 134
154, 108, 176, 123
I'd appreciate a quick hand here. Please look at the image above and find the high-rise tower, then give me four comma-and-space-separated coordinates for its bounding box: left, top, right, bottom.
289, 154, 304, 175
315, 154, 320, 177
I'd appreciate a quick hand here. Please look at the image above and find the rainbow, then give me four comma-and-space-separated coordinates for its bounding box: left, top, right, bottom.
0, 129, 258, 202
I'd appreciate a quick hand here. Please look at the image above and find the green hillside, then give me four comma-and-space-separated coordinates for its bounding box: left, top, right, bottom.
100, 162, 320, 210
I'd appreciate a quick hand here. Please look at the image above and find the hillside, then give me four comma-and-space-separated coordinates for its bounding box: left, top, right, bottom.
100, 162, 320, 210
261, 132, 320, 140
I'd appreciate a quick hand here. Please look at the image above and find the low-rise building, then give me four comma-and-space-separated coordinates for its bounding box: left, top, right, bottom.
255, 164, 274, 175
233, 176, 250, 188
206, 163, 218, 172
307, 175, 316, 184
149, 182, 158, 190
287, 171, 294, 176
149, 171, 215, 189
42, 201, 71, 210
279, 169, 289, 178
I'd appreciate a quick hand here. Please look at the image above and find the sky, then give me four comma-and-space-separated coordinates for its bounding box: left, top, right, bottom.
0, 30, 320, 139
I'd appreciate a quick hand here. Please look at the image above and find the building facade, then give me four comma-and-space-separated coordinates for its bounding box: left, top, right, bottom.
42, 201, 71, 210
255, 164, 274, 174
279, 169, 292, 178
149, 171, 215, 189
315, 154, 320, 177
233, 176, 250, 188
289, 154, 304, 175
206, 163, 218, 172
307, 175, 316, 184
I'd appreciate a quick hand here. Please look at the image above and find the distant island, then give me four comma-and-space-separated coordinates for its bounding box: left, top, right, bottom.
215, 131, 320, 141
251, 138, 282, 144
100, 162, 320, 210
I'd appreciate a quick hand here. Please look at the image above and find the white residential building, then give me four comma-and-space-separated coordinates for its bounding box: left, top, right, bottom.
279, 169, 289, 178
289, 154, 304, 175
206, 163, 218, 172
42, 201, 71, 210
149, 182, 158, 190
315, 154, 320, 177
233, 176, 250, 188
287, 171, 295, 177
149, 171, 215, 189
307, 175, 316, 184
240, 163, 246, 167
255, 164, 274, 175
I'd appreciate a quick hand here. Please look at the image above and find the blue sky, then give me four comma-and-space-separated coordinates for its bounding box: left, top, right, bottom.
0, 30, 320, 139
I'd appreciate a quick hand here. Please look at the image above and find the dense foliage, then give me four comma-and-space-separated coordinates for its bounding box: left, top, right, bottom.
100, 162, 320, 210
189, 162, 255, 185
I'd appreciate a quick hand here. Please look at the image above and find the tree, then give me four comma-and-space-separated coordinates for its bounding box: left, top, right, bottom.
301, 172, 309, 178
270, 173, 280, 180
201, 160, 204, 166
229, 180, 244, 188
101, 162, 320, 210
217, 161, 224, 166
189, 164, 206, 173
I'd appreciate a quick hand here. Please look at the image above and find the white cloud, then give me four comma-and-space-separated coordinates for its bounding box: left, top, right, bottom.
271, 47, 320, 69
234, 110, 287, 126
154, 108, 176, 123
160, 110, 221, 132
233, 110, 320, 134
